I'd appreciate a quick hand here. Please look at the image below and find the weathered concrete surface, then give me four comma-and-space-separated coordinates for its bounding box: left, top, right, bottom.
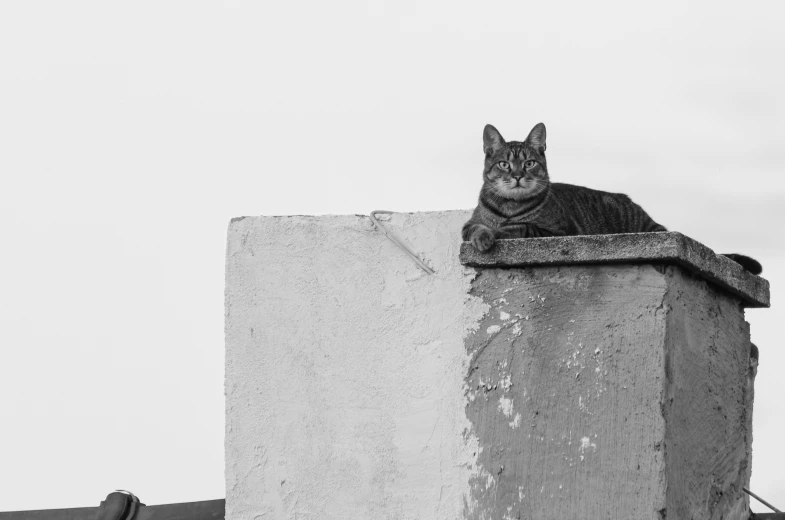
227, 212, 759, 520
225, 210, 486, 520
464, 263, 753, 520
459, 233, 770, 307
663, 265, 753, 520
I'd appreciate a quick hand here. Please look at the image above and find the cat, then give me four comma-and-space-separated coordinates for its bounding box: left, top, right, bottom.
462, 123, 762, 275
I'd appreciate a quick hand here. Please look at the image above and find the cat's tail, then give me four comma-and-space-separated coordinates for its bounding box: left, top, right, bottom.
722, 253, 763, 275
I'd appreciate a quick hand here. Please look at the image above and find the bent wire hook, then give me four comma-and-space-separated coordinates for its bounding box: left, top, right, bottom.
370, 210, 435, 275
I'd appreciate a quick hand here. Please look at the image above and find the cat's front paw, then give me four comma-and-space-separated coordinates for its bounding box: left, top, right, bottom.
470, 226, 496, 252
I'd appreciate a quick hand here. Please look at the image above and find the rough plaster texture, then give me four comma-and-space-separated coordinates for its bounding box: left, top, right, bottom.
663, 266, 753, 520
226, 213, 758, 520
225, 210, 485, 520
460, 233, 770, 308
464, 263, 753, 520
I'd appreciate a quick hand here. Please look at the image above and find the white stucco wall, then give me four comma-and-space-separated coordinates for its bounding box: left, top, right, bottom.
225, 211, 486, 520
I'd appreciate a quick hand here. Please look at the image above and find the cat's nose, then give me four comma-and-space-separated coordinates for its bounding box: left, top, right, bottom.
512, 173, 523, 181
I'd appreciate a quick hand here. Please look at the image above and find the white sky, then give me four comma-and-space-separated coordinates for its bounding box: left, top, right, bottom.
1, 0, 783, 513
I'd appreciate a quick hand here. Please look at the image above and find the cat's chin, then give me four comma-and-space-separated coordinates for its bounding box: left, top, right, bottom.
500, 186, 540, 200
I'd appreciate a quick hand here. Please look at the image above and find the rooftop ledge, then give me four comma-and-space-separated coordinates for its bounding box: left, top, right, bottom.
459, 232, 770, 308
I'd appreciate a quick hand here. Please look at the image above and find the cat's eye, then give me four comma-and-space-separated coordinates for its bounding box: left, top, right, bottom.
524, 160, 537, 168
497, 161, 510, 170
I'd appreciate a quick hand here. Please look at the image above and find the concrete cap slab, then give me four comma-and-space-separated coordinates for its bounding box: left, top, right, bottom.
460, 232, 770, 308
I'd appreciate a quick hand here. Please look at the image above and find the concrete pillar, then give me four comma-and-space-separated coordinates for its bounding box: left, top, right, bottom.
225, 212, 768, 520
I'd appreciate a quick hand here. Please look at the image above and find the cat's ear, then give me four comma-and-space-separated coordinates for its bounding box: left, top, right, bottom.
525, 123, 547, 153
483, 124, 505, 155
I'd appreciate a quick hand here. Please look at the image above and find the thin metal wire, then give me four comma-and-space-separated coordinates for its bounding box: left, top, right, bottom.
745, 487, 782, 513
370, 210, 435, 275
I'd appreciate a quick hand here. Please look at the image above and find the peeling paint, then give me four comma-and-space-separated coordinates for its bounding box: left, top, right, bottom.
579, 436, 597, 453
485, 324, 501, 335
497, 396, 514, 417
511, 323, 522, 336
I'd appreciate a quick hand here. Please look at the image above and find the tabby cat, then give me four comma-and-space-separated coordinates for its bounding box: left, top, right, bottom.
463, 123, 762, 275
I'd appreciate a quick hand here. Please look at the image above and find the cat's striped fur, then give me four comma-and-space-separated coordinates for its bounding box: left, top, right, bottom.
463, 123, 762, 275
